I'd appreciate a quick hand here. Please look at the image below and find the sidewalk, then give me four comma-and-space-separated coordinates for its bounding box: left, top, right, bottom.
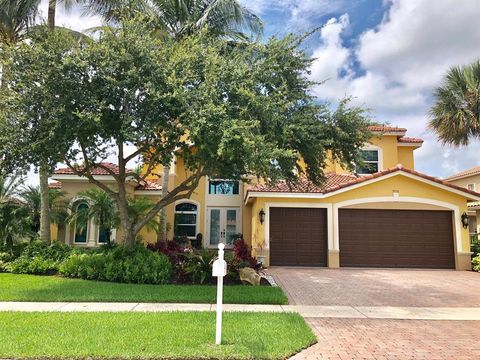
1, 302, 480, 320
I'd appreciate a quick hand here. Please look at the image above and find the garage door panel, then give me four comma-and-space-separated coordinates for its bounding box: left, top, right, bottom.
270, 207, 327, 266
339, 209, 455, 269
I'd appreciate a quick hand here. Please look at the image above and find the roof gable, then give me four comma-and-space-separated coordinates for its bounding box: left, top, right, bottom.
246, 165, 480, 201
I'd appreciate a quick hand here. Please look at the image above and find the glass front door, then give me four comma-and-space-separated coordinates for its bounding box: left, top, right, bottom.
207, 207, 240, 247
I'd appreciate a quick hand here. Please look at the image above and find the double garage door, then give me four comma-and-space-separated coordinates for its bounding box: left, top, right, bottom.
270, 207, 455, 269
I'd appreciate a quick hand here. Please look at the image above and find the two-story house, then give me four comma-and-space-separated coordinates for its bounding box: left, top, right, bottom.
49, 126, 479, 270
445, 167, 480, 236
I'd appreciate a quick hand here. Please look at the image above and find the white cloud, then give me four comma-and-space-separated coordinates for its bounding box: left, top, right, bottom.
38, 0, 102, 33
241, 0, 350, 32
309, 0, 480, 178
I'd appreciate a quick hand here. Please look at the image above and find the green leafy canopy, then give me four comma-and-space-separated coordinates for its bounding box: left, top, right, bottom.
1, 15, 371, 242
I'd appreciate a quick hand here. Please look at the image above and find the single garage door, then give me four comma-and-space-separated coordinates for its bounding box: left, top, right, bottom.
270, 207, 327, 266
339, 209, 455, 269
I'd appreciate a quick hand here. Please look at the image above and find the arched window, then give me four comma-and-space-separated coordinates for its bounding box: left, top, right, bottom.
74, 202, 89, 243
174, 202, 198, 239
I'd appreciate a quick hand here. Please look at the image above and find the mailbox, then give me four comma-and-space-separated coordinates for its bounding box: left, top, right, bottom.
212, 258, 227, 277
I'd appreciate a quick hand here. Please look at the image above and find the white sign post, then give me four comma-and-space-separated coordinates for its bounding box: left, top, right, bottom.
212, 243, 227, 345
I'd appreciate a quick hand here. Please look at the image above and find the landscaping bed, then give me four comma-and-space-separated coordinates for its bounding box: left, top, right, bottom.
0, 273, 288, 304
0, 311, 315, 359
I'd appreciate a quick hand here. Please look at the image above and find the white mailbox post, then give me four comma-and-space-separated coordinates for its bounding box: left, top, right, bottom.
212, 243, 227, 345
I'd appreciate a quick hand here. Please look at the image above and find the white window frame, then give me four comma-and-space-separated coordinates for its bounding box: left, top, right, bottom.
206, 206, 241, 249
73, 201, 90, 244
356, 145, 383, 175
467, 183, 476, 191
208, 179, 240, 195
174, 200, 199, 240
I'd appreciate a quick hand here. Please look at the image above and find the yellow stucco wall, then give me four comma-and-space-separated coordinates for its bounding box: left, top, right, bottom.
248, 173, 472, 269
397, 146, 415, 169
449, 174, 480, 192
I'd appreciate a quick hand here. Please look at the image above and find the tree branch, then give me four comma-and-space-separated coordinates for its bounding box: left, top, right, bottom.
133, 168, 206, 234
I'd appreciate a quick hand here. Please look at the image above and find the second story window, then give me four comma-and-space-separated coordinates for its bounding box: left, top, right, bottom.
356, 149, 379, 175
209, 180, 239, 195
468, 183, 476, 191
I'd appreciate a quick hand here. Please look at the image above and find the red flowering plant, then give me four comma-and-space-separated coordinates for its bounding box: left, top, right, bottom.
232, 235, 261, 271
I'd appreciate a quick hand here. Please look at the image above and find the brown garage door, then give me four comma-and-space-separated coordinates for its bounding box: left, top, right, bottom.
339, 209, 455, 269
270, 207, 327, 266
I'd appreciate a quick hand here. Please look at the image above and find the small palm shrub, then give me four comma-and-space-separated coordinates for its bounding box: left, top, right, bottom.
60, 244, 172, 284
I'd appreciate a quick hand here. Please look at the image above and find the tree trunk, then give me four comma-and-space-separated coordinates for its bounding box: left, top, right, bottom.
48, 0, 56, 31
159, 165, 170, 242
117, 187, 135, 249
5, 233, 13, 249
39, 164, 51, 244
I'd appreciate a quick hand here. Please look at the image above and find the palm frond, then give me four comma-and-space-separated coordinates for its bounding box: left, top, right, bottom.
429, 60, 480, 146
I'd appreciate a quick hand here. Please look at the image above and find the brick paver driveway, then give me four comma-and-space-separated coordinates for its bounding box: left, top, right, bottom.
292, 319, 480, 360
268, 267, 480, 360
269, 267, 480, 306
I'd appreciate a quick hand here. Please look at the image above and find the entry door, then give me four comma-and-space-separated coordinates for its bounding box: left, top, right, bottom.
207, 207, 240, 247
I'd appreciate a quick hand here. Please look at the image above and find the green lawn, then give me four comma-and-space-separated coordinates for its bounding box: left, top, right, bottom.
0, 311, 315, 359
0, 273, 288, 304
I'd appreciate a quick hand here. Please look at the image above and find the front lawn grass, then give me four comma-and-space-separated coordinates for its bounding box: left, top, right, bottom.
0, 273, 288, 304
0, 311, 315, 359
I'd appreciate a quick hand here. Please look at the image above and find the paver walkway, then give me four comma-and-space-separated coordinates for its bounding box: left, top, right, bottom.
2, 302, 480, 321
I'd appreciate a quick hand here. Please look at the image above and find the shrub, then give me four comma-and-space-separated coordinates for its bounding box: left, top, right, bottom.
233, 238, 260, 270
60, 244, 172, 284
6, 241, 75, 275
471, 234, 480, 257
8, 256, 59, 275
473, 255, 480, 272
22, 240, 73, 262
183, 249, 216, 284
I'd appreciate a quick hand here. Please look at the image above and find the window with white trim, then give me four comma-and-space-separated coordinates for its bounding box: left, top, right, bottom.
208, 180, 239, 195
356, 149, 379, 175
74, 202, 89, 243
174, 202, 198, 239
467, 183, 476, 191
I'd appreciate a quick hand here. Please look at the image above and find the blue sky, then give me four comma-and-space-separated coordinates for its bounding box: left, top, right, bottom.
34, 0, 480, 183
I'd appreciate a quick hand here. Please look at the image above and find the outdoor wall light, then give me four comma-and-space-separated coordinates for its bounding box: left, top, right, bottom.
259, 209, 265, 224
461, 212, 469, 229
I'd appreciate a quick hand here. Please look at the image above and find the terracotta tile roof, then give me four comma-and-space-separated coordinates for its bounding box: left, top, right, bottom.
48, 181, 62, 189
398, 136, 424, 143
445, 166, 480, 181
136, 181, 162, 191
54, 162, 125, 175
468, 201, 480, 208
248, 173, 356, 193
368, 125, 407, 133
247, 165, 480, 199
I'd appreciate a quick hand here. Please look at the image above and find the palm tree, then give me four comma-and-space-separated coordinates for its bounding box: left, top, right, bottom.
429, 60, 480, 146
0, 0, 40, 91
20, 185, 68, 236
82, 0, 263, 40
0, 0, 39, 46
68, 188, 120, 244
0, 174, 29, 247
127, 196, 163, 241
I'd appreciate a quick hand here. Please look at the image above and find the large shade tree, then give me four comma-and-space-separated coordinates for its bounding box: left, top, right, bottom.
429, 60, 480, 146
1, 17, 372, 248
